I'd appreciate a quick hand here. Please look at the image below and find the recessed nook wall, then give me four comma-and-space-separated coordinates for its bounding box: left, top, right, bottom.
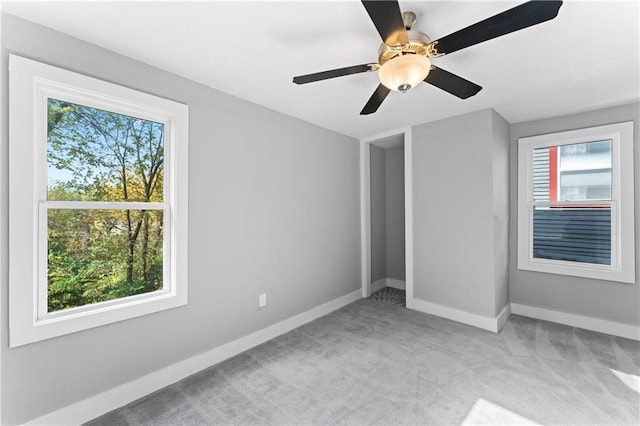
369, 135, 406, 291
411, 109, 509, 320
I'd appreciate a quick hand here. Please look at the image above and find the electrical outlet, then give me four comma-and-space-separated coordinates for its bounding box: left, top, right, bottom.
258, 293, 267, 308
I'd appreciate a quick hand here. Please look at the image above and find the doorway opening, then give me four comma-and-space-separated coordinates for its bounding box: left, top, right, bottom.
361, 131, 409, 305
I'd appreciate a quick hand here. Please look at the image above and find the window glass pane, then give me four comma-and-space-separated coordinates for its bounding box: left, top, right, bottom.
47, 98, 164, 202
48, 209, 164, 312
559, 140, 611, 201
533, 140, 612, 202
559, 170, 611, 200
559, 140, 612, 169
532, 206, 611, 265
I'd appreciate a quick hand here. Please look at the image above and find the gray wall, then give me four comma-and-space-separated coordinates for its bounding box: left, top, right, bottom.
370, 145, 387, 283
1, 13, 361, 424
412, 109, 509, 318
509, 103, 640, 326
491, 110, 511, 314
370, 143, 405, 284
384, 145, 405, 281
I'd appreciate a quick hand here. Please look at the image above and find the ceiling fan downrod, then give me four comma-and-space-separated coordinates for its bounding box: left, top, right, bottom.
403, 11, 416, 30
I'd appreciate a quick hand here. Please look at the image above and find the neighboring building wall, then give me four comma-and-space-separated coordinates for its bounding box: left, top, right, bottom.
370, 145, 387, 283
1, 13, 361, 424
385, 145, 405, 281
412, 109, 509, 319
509, 103, 640, 326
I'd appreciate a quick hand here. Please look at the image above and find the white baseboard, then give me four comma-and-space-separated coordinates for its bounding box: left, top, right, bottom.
496, 303, 511, 332
386, 278, 406, 290
510, 303, 640, 341
26, 289, 362, 425
407, 297, 507, 333
371, 278, 386, 293
371, 278, 406, 293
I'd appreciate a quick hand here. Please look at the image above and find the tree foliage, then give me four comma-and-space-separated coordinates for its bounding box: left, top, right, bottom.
47, 99, 164, 312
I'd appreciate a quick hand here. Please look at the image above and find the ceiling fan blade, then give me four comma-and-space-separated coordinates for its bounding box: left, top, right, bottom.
424, 67, 482, 99
360, 84, 391, 115
431, 1, 563, 55
361, 0, 408, 46
293, 64, 375, 85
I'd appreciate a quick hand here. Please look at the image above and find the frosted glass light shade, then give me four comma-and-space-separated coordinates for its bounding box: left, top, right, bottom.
378, 54, 431, 92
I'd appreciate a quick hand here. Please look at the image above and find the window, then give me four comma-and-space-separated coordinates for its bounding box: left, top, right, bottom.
9, 55, 189, 347
517, 122, 635, 283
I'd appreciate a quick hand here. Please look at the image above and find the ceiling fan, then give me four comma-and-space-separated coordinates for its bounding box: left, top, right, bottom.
293, 0, 563, 115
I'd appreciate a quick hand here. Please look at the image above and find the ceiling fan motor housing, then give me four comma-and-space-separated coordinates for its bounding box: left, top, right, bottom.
377, 29, 437, 66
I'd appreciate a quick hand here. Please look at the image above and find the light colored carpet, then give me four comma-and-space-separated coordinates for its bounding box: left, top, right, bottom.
86, 297, 640, 425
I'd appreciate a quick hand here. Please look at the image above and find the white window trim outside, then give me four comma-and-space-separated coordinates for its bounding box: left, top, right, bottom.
517, 121, 635, 284
9, 55, 189, 347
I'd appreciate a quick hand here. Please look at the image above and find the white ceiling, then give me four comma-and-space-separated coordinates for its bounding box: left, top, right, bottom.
2, 1, 639, 139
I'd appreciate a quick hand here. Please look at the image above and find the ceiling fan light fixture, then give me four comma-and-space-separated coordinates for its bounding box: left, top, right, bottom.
378, 54, 431, 93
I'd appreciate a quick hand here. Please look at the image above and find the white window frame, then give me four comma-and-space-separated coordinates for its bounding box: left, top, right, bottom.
9, 55, 189, 347
517, 121, 635, 284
